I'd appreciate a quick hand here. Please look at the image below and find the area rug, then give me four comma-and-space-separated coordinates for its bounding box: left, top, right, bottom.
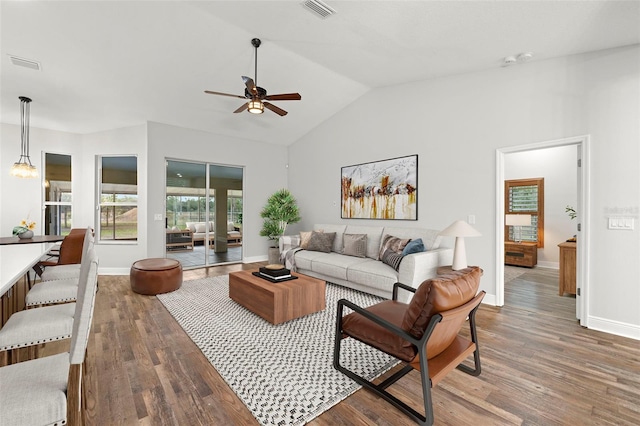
504, 265, 527, 282
157, 276, 398, 426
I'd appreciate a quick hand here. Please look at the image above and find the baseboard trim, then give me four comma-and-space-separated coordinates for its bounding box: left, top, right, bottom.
244, 255, 268, 263
587, 315, 640, 340
99, 267, 130, 275
537, 261, 559, 269
481, 293, 497, 306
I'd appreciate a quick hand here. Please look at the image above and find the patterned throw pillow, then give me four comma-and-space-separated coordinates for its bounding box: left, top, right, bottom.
378, 234, 411, 259
306, 231, 336, 253
299, 230, 319, 249
342, 234, 367, 258
381, 248, 404, 271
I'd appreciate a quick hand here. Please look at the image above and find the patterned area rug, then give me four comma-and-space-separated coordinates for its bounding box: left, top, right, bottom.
157, 276, 398, 426
504, 265, 527, 282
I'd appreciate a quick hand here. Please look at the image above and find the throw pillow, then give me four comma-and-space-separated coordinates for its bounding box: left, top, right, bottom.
402, 238, 425, 256
378, 234, 411, 259
300, 230, 322, 249
194, 223, 207, 233
342, 234, 367, 258
381, 248, 404, 271
306, 231, 336, 253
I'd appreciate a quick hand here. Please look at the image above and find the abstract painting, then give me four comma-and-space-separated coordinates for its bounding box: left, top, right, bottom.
341, 155, 417, 220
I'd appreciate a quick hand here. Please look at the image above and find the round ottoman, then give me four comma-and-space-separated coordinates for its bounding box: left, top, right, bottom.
130, 258, 182, 295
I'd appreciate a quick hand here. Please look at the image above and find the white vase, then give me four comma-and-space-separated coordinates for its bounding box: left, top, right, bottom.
18, 230, 34, 239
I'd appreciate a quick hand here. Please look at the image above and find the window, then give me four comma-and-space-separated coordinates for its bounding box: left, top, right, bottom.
505, 178, 544, 247
43, 153, 72, 235
98, 156, 138, 241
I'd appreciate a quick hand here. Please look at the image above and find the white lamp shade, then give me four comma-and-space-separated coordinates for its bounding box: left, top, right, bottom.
439, 220, 482, 237
505, 214, 532, 226
439, 220, 481, 270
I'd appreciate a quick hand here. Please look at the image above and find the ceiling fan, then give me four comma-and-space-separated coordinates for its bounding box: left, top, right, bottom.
205, 38, 301, 116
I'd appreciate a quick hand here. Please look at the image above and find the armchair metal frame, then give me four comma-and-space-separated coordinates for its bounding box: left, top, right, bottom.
334, 281, 485, 425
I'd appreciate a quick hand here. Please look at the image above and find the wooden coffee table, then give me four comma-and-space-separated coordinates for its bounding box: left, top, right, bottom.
228, 270, 326, 325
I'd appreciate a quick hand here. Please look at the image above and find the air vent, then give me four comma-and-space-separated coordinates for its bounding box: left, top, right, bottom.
301, 0, 336, 19
9, 55, 41, 71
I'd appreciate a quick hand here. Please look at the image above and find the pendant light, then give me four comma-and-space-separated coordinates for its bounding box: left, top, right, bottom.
10, 96, 38, 178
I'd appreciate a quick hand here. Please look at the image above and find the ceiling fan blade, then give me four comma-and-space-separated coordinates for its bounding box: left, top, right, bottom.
264, 93, 301, 101
233, 103, 248, 114
204, 90, 246, 99
242, 76, 258, 96
263, 102, 288, 116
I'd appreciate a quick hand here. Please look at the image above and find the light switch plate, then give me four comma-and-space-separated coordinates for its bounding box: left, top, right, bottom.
608, 216, 634, 230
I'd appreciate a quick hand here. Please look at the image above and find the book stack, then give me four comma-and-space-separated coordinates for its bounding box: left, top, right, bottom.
259, 264, 292, 281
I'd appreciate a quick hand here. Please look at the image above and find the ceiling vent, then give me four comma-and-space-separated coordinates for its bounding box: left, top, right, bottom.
301, 0, 336, 19
9, 55, 41, 71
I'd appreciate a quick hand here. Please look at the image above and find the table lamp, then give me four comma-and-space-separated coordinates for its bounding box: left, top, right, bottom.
439, 220, 482, 270
505, 214, 532, 243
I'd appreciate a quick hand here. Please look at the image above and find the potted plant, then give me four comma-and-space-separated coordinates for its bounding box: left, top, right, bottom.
260, 189, 301, 264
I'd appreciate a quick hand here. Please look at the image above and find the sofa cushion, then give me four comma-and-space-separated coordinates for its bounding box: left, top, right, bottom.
378, 234, 411, 259
347, 260, 398, 293
307, 231, 336, 253
294, 250, 326, 271
402, 238, 425, 255
194, 223, 207, 233
383, 226, 442, 250
381, 248, 404, 271
344, 225, 384, 259
342, 234, 367, 258
311, 252, 369, 281
314, 224, 346, 253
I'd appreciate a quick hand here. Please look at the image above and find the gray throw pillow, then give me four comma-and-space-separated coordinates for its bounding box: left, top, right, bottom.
343, 234, 367, 258
306, 231, 336, 253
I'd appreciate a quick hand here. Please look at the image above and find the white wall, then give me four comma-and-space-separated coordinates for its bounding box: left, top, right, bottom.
505, 145, 578, 267
80, 124, 148, 273
146, 122, 288, 263
287, 46, 640, 339
1, 124, 82, 236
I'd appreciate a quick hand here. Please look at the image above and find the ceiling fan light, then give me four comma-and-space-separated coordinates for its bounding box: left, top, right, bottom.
248, 99, 264, 114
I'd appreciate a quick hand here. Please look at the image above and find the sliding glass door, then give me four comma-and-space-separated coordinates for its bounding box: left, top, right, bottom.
165, 159, 243, 268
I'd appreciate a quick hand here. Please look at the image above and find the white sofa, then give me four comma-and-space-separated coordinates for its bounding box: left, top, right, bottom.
279, 223, 453, 302
185, 221, 215, 246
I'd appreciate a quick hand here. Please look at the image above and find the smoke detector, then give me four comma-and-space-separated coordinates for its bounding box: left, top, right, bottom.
502, 56, 517, 67
517, 52, 534, 62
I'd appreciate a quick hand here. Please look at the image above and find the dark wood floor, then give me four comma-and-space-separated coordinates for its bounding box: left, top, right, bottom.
53, 264, 640, 425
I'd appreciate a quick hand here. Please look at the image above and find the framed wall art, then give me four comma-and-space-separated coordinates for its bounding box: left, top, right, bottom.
341, 154, 417, 220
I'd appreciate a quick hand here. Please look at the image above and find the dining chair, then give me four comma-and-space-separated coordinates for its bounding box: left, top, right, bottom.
34, 228, 91, 281
0, 248, 99, 425
334, 266, 485, 426
25, 228, 94, 308
0, 248, 98, 365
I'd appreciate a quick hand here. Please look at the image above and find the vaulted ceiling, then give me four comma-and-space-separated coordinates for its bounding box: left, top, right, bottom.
1, 1, 639, 145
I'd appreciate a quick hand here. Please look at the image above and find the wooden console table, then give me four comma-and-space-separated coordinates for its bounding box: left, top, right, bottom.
558, 242, 576, 295
505, 241, 538, 268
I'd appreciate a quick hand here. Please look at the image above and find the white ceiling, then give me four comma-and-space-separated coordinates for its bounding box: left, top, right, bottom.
1, 1, 639, 146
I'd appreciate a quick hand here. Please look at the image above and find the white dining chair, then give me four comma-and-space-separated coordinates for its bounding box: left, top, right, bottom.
0, 248, 99, 425
25, 228, 94, 308
0, 248, 97, 364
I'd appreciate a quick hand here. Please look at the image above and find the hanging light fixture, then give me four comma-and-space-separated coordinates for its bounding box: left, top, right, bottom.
10, 96, 38, 178
247, 98, 264, 114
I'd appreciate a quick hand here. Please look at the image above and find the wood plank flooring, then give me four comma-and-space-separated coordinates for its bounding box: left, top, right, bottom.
46, 263, 640, 425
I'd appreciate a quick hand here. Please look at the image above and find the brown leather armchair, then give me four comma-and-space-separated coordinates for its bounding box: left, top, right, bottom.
334, 266, 485, 425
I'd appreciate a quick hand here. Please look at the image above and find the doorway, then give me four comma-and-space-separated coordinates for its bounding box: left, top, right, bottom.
165, 159, 243, 268
496, 136, 590, 326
